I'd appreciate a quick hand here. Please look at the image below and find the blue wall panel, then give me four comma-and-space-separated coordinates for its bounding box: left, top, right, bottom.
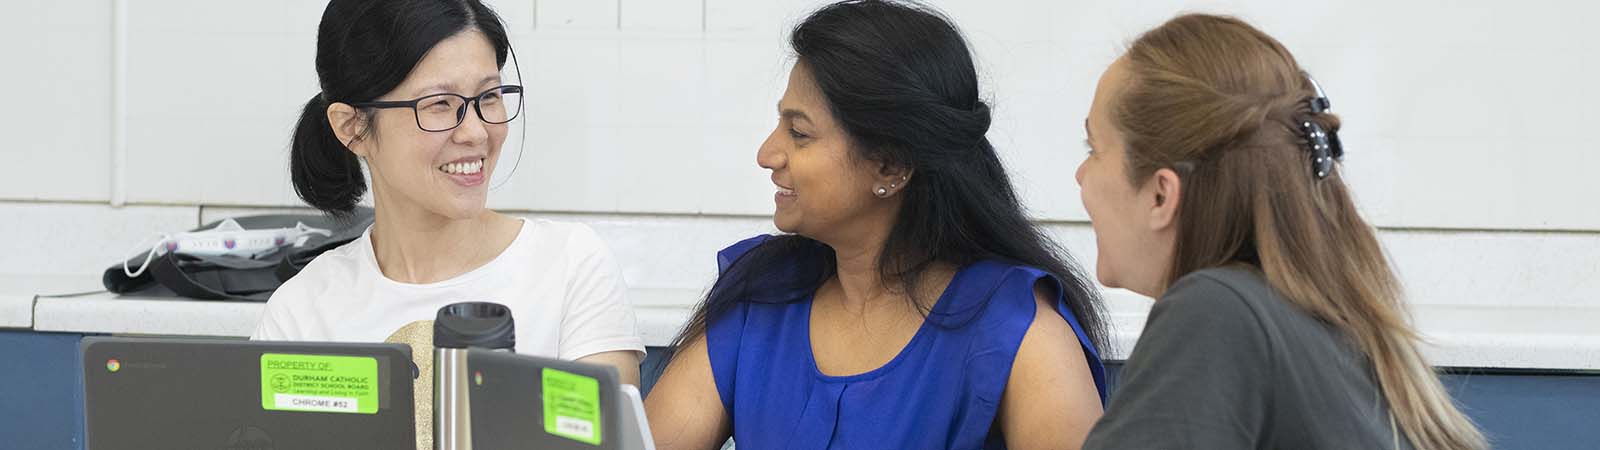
0, 330, 86, 450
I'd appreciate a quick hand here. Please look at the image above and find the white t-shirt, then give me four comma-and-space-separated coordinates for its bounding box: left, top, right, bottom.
251, 218, 645, 360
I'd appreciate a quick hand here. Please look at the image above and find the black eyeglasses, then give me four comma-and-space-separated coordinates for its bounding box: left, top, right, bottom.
351, 85, 524, 132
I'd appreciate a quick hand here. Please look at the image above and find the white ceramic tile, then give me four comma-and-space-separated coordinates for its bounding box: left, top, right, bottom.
0, 203, 198, 276
199, 206, 321, 224
987, 44, 1097, 222
703, 40, 789, 129
606, 125, 710, 213
697, 127, 790, 216
1047, 220, 1600, 309
1382, 229, 1600, 308
1420, 331, 1600, 370
703, 0, 769, 34
523, 36, 625, 126
124, 113, 303, 206
0, 274, 137, 329
0, 274, 107, 299
537, 0, 620, 31
489, 125, 618, 212
1364, 136, 1600, 231
1414, 304, 1600, 369
620, 0, 703, 32
487, 36, 626, 211
617, 39, 707, 127
0, 295, 33, 329
482, 0, 537, 33
512, 212, 774, 291
0, 0, 112, 202
123, 7, 315, 207
704, 0, 827, 36
938, 0, 1065, 45
128, 1, 325, 33
33, 293, 264, 337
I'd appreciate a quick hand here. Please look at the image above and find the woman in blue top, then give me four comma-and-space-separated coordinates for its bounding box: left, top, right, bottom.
645, 2, 1109, 449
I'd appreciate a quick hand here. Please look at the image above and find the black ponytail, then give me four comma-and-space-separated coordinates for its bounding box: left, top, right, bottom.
290, 93, 366, 215
289, 0, 512, 215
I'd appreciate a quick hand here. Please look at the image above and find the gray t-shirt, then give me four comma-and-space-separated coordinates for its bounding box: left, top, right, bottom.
1084, 267, 1411, 450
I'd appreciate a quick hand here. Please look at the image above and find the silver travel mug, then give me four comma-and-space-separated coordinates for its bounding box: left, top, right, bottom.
432, 302, 515, 450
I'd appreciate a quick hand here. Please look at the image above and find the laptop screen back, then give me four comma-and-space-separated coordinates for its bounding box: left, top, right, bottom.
82, 337, 417, 450
467, 349, 622, 450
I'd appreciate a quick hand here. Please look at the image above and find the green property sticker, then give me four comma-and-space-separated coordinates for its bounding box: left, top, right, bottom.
543, 367, 602, 445
260, 353, 379, 414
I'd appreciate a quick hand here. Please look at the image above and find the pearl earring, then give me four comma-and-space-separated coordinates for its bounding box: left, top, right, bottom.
875, 186, 889, 197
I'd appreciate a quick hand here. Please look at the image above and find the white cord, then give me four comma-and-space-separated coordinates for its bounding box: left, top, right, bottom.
122, 235, 168, 278
122, 224, 330, 277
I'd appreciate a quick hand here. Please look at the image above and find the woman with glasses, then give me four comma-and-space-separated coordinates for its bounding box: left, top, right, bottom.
252, 0, 645, 387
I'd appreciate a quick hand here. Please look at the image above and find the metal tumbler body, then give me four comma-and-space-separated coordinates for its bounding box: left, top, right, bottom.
431, 302, 515, 450
434, 347, 472, 450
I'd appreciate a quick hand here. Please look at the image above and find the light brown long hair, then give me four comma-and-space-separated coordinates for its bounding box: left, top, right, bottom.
1115, 14, 1486, 450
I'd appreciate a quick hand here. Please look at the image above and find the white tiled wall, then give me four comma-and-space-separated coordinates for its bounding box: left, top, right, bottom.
3, 0, 1589, 228
37, 204, 1574, 312
121, 1, 325, 206
1, 0, 113, 202
1, 2, 1596, 314
621, 0, 703, 32
538, 0, 621, 30
0, 202, 196, 276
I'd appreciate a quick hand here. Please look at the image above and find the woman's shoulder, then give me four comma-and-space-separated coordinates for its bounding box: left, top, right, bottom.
717, 234, 777, 273
278, 235, 372, 292
938, 261, 1052, 319
514, 217, 603, 251
497, 218, 619, 272
1163, 266, 1286, 323
1146, 266, 1303, 354
945, 261, 1103, 352
260, 237, 371, 326
1174, 266, 1272, 296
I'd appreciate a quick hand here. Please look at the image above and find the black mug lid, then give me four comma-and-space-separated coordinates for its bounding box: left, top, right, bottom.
433, 302, 515, 350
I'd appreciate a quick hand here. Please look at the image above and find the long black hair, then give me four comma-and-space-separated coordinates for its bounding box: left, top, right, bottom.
290, 0, 511, 215
669, 0, 1108, 355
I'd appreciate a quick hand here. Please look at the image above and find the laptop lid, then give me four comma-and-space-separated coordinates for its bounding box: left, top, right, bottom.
618, 384, 656, 450
82, 337, 416, 450
467, 349, 627, 450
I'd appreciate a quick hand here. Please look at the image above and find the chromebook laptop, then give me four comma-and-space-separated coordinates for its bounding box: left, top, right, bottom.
82, 337, 416, 450
466, 349, 655, 450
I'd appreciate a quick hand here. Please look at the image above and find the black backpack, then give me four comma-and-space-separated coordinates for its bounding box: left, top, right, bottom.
102, 207, 374, 301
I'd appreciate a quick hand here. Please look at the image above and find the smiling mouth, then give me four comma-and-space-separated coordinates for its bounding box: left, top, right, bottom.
776, 186, 796, 197
439, 158, 485, 175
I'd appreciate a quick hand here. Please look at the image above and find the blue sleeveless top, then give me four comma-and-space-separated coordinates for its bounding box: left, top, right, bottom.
706, 236, 1107, 450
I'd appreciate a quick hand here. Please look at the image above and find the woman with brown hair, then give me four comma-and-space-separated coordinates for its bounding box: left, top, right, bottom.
1076, 13, 1486, 450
